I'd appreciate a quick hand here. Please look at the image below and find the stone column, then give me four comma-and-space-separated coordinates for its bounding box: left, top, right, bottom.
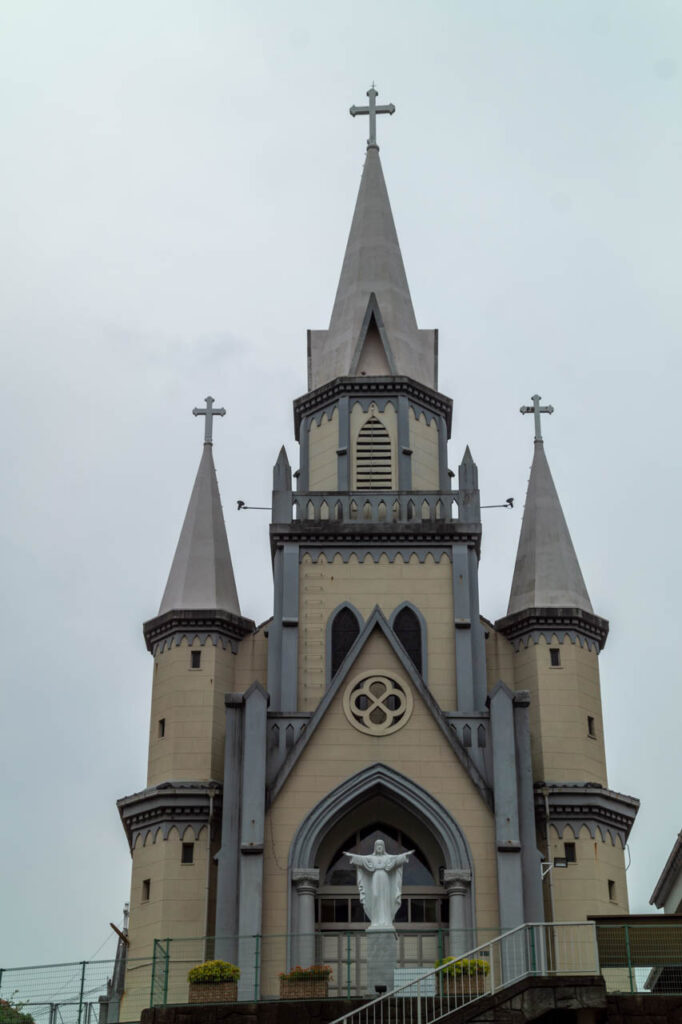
443, 869, 472, 957
292, 868, 319, 968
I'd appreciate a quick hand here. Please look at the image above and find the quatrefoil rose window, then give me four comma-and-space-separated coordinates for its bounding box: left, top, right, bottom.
342, 673, 413, 736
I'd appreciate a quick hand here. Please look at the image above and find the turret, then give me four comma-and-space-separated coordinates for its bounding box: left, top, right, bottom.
496, 396, 637, 921
117, 400, 254, 1016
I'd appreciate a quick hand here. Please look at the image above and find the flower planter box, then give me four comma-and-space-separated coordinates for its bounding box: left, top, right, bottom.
440, 975, 487, 999
188, 981, 238, 1003
279, 978, 329, 1000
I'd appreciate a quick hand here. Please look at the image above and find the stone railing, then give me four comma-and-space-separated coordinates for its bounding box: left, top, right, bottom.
292, 491, 458, 525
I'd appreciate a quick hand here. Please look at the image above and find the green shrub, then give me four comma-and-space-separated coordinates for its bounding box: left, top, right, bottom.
434, 956, 490, 977
0, 998, 36, 1024
187, 960, 240, 984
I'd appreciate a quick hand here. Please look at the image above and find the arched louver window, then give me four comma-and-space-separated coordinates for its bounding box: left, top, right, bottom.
393, 606, 422, 673
355, 416, 392, 490
331, 607, 361, 678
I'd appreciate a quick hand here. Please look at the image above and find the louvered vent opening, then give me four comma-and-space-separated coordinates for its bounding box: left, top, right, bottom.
356, 416, 393, 490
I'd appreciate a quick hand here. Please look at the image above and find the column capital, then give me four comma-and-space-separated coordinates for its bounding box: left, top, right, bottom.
292, 867, 320, 893
443, 868, 471, 894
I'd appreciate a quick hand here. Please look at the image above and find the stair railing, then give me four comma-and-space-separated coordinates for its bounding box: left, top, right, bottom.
330, 921, 599, 1024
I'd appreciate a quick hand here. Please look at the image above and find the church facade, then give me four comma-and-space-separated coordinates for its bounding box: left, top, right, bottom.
117, 90, 638, 1007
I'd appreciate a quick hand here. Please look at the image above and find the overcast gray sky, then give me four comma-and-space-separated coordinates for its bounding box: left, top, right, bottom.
1, 0, 680, 967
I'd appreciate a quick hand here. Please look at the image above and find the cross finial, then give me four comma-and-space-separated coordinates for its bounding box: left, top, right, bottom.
350, 84, 395, 150
520, 394, 554, 442
192, 395, 226, 445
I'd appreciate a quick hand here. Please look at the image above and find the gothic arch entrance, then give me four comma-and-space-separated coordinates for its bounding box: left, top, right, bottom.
287, 765, 476, 992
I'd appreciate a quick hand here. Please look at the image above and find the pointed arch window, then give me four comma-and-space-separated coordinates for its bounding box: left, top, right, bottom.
355, 416, 393, 490
330, 606, 361, 679
393, 606, 423, 674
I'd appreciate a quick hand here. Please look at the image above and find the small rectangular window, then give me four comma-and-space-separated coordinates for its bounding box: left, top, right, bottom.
181, 842, 194, 864
191, 650, 201, 669
587, 716, 596, 737
564, 842, 576, 863
550, 648, 561, 667
158, 718, 165, 738
142, 878, 150, 902
608, 879, 616, 902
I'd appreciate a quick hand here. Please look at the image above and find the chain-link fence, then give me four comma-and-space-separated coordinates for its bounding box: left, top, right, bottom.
0, 958, 152, 1024
594, 919, 682, 994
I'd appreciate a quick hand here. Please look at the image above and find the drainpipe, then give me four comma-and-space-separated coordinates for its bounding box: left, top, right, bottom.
204, 786, 217, 952
542, 786, 556, 922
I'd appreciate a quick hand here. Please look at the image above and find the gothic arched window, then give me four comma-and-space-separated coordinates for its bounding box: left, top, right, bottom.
393, 606, 422, 674
330, 606, 361, 679
355, 416, 392, 490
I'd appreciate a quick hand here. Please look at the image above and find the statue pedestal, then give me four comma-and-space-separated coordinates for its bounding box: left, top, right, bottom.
366, 929, 397, 995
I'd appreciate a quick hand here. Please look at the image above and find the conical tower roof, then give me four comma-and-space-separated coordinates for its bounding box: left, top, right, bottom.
308, 145, 436, 391
158, 443, 241, 617
507, 441, 593, 615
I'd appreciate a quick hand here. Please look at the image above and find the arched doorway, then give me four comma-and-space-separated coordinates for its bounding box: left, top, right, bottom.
288, 765, 475, 994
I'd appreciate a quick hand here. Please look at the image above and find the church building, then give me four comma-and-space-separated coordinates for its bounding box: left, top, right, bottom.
117, 89, 639, 1007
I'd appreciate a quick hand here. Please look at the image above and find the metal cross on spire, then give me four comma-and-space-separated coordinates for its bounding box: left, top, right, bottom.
193, 395, 226, 444
350, 84, 395, 149
520, 394, 554, 442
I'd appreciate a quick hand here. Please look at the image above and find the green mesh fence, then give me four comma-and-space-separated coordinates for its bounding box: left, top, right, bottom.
0, 958, 152, 1024
595, 921, 682, 994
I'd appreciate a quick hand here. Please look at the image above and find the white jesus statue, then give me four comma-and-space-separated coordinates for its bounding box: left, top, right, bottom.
344, 839, 413, 932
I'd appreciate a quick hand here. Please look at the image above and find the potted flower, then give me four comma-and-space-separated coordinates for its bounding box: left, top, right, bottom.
187, 960, 240, 1003
435, 957, 490, 998
279, 964, 332, 999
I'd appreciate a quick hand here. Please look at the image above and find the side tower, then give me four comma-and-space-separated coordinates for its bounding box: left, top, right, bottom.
495, 397, 638, 921
118, 401, 254, 1013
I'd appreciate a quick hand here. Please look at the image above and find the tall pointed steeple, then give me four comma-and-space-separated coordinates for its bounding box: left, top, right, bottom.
308, 88, 437, 391
506, 439, 592, 616
158, 398, 241, 617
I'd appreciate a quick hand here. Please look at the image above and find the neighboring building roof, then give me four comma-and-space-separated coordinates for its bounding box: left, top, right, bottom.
158, 443, 241, 617
507, 440, 593, 616
308, 145, 436, 391
651, 832, 682, 909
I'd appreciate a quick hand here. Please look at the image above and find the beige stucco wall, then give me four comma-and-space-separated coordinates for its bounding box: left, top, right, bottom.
409, 408, 439, 491
308, 407, 338, 491
147, 639, 237, 786
122, 825, 213, 1021
547, 824, 629, 921
511, 635, 607, 785
298, 551, 456, 710
484, 626, 516, 693
350, 400, 397, 489
262, 629, 498, 993
234, 623, 269, 692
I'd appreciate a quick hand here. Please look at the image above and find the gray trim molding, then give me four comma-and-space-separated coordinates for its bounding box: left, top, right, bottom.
293, 375, 453, 440
117, 781, 220, 852
301, 546, 452, 565
535, 782, 639, 848
143, 608, 255, 654
495, 607, 609, 652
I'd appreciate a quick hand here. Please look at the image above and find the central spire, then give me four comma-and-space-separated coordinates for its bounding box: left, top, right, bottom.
307, 87, 437, 392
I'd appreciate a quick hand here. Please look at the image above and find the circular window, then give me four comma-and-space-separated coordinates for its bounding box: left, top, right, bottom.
342, 673, 413, 736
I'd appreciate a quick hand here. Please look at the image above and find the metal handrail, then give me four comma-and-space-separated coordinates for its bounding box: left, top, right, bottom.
329, 921, 599, 1024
